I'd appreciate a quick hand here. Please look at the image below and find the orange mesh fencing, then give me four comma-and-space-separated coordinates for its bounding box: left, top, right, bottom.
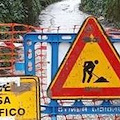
0, 23, 43, 76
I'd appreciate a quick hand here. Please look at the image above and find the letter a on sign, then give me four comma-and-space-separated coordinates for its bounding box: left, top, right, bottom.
48, 16, 120, 99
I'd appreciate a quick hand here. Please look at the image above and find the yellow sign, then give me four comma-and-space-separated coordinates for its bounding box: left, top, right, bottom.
0, 76, 40, 119
48, 16, 120, 99
63, 34, 120, 88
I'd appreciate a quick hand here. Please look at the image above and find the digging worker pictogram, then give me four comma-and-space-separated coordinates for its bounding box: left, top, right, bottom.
82, 60, 99, 83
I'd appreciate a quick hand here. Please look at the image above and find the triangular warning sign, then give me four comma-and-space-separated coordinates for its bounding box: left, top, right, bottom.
48, 16, 120, 99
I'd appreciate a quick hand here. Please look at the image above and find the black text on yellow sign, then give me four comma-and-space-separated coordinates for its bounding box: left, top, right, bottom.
0, 76, 40, 120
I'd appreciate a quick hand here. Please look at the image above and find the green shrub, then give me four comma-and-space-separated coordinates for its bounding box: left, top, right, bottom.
0, 0, 61, 25
80, 0, 120, 28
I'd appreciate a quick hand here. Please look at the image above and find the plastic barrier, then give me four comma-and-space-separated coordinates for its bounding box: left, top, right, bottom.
24, 32, 120, 120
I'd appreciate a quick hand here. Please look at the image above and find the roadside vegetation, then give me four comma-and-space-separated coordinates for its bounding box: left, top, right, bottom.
0, 0, 61, 26
80, 0, 120, 28
0, 0, 61, 74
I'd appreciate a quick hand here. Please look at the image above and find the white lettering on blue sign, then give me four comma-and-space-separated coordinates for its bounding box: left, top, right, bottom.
58, 107, 87, 113
92, 107, 120, 112
57, 106, 120, 114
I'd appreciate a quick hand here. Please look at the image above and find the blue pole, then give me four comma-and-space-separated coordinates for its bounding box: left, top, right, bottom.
51, 42, 59, 120
51, 42, 59, 78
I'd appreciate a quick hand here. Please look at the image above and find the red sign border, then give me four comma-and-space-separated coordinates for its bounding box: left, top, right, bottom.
48, 16, 120, 99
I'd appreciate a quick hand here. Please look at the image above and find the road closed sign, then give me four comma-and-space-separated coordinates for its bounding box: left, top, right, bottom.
0, 76, 40, 120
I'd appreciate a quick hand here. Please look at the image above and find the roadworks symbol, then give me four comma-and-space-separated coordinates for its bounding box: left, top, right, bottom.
82, 60, 109, 83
